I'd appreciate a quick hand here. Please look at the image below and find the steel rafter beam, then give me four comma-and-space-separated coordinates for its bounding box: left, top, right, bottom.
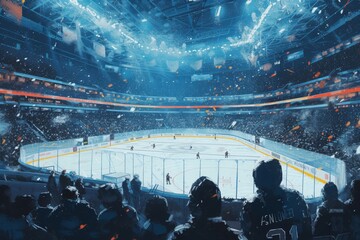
163, 0, 234, 19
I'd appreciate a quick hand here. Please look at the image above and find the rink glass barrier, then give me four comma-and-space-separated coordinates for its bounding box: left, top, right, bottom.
19, 128, 346, 200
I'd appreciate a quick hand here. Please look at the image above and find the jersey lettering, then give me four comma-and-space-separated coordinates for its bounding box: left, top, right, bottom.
261, 208, 295, 226
266, 225, 298, 240
266, 228, 286, 240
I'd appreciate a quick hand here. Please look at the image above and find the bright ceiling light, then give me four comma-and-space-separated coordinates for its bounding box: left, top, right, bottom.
215, 6, 222, 17
141, 18, 147, 22
232, 3, 272, 46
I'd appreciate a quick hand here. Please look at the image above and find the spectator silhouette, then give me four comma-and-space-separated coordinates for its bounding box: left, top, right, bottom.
97, 183, 140, 240
122, 176, 132, 205
314, 182, 350, 238
346, 179, 360, 240
75, 178, 86, 200
141, 195, 176, 240
12, 195, 52, 240
240, 159, 312, 240
59, 170, 73, 193
169, 176, 239, 240
131, 174, 142, 210
46, 171, 60, 205
0, 184, 14, 239
48, 186, 98, 240
32, 192, 53, 230
0, 184, 11, 214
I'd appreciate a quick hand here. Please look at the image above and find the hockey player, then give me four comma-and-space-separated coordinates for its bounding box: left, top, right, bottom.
97, 183, 140, 240
225, 151, 229, 158
130, 146, 134, 151
240, 159, 312, 240
169, 176, 239, 240
166, 173, 172, 185
153, 143, 156, 149
196, 152, 200, 159
314, 182, 350, 237
345, 179, 360, 240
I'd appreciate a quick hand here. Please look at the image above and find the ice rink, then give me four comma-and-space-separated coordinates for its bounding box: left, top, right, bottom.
34, 135, 324, 199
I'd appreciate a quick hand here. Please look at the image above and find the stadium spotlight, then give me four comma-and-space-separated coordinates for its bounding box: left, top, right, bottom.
215, 6, 222, 17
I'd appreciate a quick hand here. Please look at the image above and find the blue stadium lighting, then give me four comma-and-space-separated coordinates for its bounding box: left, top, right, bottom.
215, 6, 222, 17
231, 3, 273, 46
0, 1, 359, 238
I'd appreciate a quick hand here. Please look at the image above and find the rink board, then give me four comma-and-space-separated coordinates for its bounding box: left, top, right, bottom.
23, 134, 328, 199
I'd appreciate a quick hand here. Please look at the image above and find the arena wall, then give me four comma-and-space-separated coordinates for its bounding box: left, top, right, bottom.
19, 128, 347, 200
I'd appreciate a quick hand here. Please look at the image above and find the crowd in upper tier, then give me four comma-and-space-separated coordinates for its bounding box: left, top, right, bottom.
0, 159, 359, 240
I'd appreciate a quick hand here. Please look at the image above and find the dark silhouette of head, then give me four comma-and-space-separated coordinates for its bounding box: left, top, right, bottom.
75, 178, 83, 184
188, 176, 222, 220
62, 186, 79, 201
322, 182, 338, 201
253, 159, 282, 192
145, 195, 169, 222
38, 192, 52, 207
15, 195, 36, 217
98, 183, 122, 209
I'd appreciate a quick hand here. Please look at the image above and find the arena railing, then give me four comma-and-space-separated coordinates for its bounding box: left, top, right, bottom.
19, 128, 346, 201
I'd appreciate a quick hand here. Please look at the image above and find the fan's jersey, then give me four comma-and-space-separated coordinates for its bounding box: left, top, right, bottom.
240, 187, 312, 240
98, 205, 140, 240
345, 199, 360, 240
47, 200, 98, 240
314, 199, 350, 237
170, 219, 239, 240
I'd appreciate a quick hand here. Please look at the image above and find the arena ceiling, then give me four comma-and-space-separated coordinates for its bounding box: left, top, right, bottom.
4, 0, 360, 68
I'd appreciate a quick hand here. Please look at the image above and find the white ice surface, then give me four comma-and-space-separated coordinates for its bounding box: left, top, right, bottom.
37, 136, 323, 199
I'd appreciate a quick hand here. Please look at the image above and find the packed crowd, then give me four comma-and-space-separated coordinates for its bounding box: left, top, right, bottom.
0, 159, 359, 240
1, 105, 360, 180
